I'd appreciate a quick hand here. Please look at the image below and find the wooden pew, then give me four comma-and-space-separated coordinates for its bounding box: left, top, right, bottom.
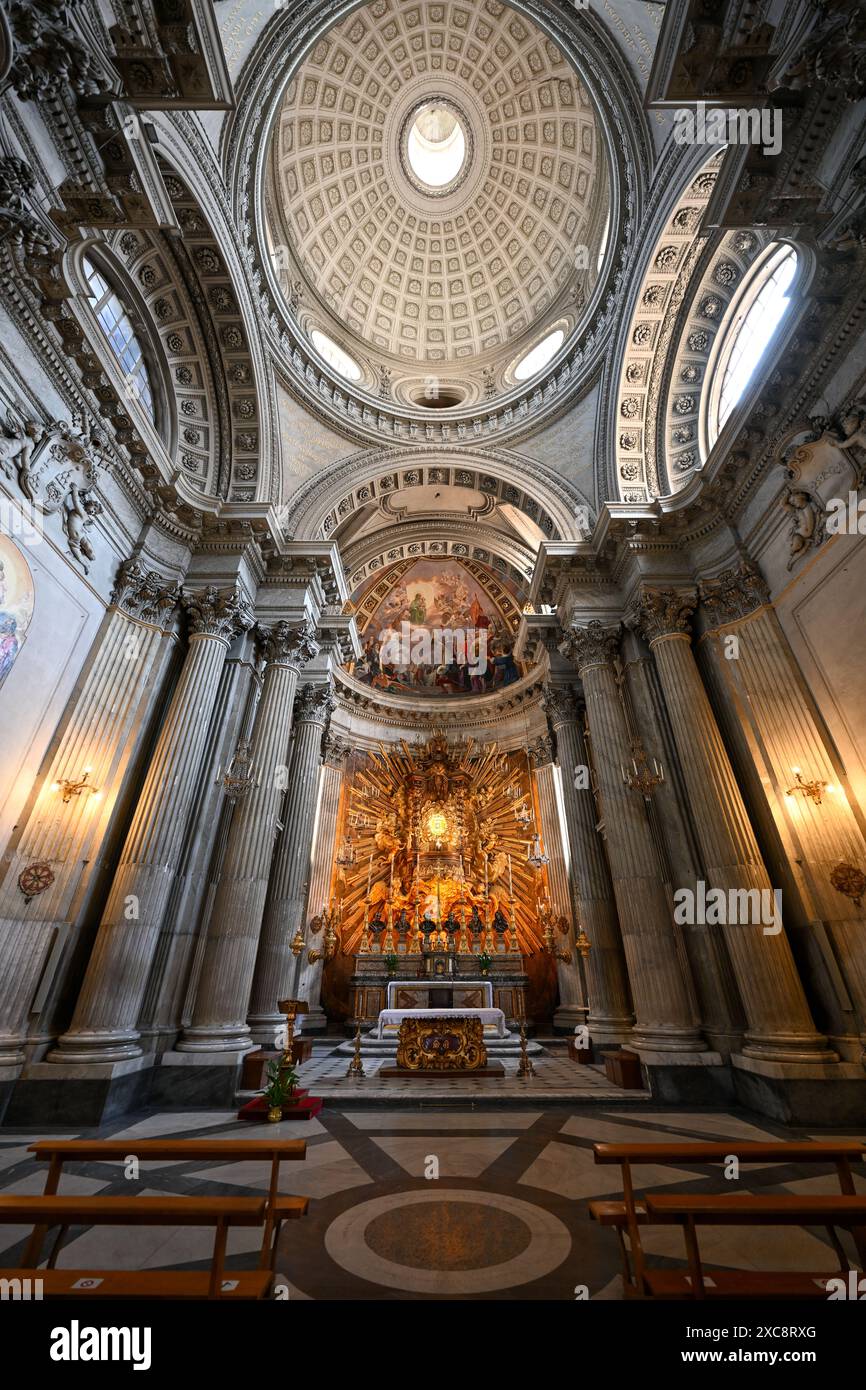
0, 1194, 271, 1299
589, 1140, 866, 1298
643, 1192, 866, 1300
26, 1139, 309, 1269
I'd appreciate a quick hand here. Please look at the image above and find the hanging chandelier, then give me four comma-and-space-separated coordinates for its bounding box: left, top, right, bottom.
526, 833, 549, 870
222, 739, 256, 802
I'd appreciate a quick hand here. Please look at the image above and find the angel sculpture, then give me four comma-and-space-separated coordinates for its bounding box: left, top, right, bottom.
0, 416, 43, 501
62, 483, 102, 572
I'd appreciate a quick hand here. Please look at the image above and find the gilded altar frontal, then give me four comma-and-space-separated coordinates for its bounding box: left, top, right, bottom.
0, 0, 864, 1346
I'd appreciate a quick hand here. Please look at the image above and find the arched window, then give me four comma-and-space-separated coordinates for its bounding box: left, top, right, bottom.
83, 255, 156, 424
310, 328, 362, 382
707, 244, 798, 450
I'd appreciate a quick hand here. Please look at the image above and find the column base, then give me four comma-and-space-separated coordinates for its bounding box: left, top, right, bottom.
585, 1012, 635, 1045
3, 1057, 153, 1126
47, 1030, 143, 1064
632, 1049, 733, 1106
153, 1051, 246, 1109
175, 1025, 256, 1054
552, 1004, 588, 1033
298, 1007, 328, 1035
631, 1025, 708, 1053
732, 1053, 866, 1125
246, 1013, 282, 1048
741, 1032, 839, 1065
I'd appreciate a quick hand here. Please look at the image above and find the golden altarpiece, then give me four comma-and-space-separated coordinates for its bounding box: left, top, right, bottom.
315, 734, 577, 1028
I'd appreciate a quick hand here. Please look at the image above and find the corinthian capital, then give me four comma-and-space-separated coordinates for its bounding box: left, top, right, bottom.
633, 587, 696, 643
112, 558, 181, 628
542, 683, 579, 728
294, 682, 336, 725
527, 734, 554, 768
699, 562, 770, 625
257, 618, 320, 668
183, 585, 254, 641
560, 620, 621, 673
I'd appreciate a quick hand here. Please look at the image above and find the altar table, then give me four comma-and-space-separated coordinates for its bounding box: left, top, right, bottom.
375, 1006, 508, 1039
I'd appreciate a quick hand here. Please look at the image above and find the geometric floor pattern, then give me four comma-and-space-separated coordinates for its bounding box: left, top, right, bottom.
2, 1095, 864, 1299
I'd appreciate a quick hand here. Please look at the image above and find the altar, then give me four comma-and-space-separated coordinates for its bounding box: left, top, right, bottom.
385, 978, 494, 1010
374, 1005, 508, 1039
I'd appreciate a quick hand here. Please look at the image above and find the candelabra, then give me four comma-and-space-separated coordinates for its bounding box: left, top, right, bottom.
220, 740, 256, 802
526, 832, 549, 870
621, 741, 664, 798
335, 831, 356, 867
786, 767, 830, 806
52, 768, 100, 804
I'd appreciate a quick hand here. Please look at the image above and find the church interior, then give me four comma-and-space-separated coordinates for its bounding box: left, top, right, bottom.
0, 0, 865, 1328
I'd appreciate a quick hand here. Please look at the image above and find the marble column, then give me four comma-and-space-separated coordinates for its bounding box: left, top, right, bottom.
543, 684, 633, 1041
635, 586, 833, 1062
49, 585, 252, 1063
247, 682, 335, 1044
564, 622, 705, 1052
0, 560, 180, 1065
531, 737, 588, 1029
700, 563, 866, 1040
178, 619, 320, 1053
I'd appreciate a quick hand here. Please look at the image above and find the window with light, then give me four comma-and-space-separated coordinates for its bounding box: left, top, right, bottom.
83, 256, 156, 424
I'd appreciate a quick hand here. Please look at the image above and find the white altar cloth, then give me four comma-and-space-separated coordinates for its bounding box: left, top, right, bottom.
375, 1007, 508, 1039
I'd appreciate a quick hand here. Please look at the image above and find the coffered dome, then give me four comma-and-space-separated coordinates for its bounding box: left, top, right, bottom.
266, 0, 610, 387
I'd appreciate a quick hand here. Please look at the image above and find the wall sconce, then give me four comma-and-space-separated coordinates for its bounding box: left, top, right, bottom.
786, 767, 829, 806
621, 742, 664, 799
51, 769, 100, 804
307, 948, 323, 964
219, 739, 257, 802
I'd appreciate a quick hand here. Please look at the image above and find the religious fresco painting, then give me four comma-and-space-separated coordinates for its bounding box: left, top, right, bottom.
345, 558, 526, 697
0, 535, 34, 691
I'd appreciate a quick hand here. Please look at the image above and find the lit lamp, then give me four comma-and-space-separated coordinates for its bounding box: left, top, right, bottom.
52, 769, 101, 804
786, 767, 829, 806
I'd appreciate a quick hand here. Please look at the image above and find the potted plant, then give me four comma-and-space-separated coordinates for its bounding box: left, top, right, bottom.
383, 952, 399, 976
261, 1059, 300, 1122
478, 951, 493, 977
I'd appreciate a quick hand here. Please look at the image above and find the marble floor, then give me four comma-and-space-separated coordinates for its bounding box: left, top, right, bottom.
1, 1097, 863, 1300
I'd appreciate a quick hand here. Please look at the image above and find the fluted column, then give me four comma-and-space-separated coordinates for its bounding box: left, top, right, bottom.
700, 564, 866, 1039
543, 685, 633, 1041
530, 737, 588, 1028
247, 682, 335, 1043
565, 622, 704, 1052
178, 620, 320, 1053
635, 586, 832, 1062
50, 585, 252, 1063
0, 560, 180, 1065
295, 736, 347, 1033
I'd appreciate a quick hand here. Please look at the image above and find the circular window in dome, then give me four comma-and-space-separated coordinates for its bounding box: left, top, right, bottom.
406, 103, 467, 189
513, 329, 565, 382
310, 329, 362, 382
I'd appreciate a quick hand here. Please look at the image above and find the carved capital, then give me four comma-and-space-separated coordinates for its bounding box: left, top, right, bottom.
699, 562, 770, 625
111, 558, 181, 627
182, 585, 253, 641
541, 683, 580, 728
560, 620, 621, 673
294, 681, 336, 726
633, 587, 696, 643
322, 731, 351, 767
527, 733, 554, 769
257, 618, 320, 668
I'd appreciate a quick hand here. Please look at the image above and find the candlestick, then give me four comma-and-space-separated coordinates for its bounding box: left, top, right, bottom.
508, 852, 513, 897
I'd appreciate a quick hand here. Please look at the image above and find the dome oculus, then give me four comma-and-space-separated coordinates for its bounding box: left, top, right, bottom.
406, 103, 467, 189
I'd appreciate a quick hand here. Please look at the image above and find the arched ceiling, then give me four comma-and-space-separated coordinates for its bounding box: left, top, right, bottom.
267, 0, 608, 378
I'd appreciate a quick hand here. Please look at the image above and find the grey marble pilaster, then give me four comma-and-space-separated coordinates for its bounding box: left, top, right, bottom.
247, 682, 335, 1043
564, 622, 705, 1052
0, 560, 181, 1065
635, 586, 834, 1063
543, 684, 633, 1042
48, 585, 251, 1064
178, 620, 320, 1053
295, 747, 345, 1032
532, 757, 588, 1029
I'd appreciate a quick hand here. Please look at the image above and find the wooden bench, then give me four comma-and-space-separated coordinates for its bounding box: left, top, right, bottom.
589, 1140, 866, 1298
643, 1192, 866, 1300
0, 1195, 271, 1299
26, 1139, 309, 1269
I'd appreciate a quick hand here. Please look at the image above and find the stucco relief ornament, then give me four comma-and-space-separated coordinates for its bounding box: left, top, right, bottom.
0, 411, 109, 573
18, 861, 54, 904
781, 486, 825, 570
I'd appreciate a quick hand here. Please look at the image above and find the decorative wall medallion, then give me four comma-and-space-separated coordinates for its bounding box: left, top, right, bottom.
830, 862, 866, 909
18, 861, 54, 904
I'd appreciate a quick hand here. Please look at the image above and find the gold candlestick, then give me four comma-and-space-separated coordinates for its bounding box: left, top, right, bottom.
346, 1021, 365, 1078
517, 1022, 535, 1078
